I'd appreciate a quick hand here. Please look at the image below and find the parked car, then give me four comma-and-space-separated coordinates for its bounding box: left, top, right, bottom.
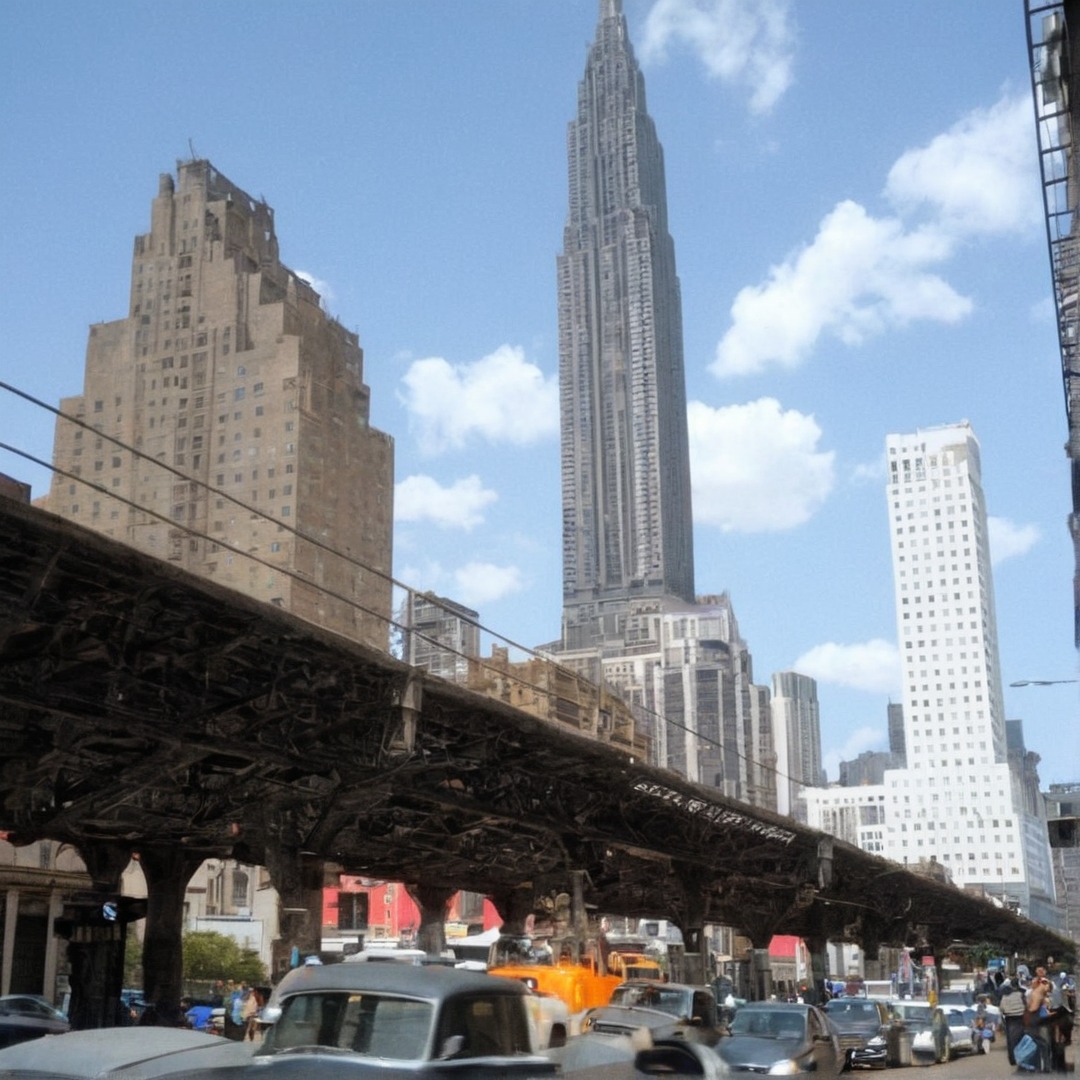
888, 1000, 952, 1063
822, 996, 891, 1069
581, 980, 719, 1043
718, 1001, 843, 1077
939, 1005, 980, 1056
0, 1027, 254, 1078
0, 994, 70, 1049
251, 961, 555, 1076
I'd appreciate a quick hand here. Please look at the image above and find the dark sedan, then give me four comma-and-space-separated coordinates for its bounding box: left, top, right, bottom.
0, 994, 69, 1049
822, 997, 890, 1069
718, 1001, 843, 1077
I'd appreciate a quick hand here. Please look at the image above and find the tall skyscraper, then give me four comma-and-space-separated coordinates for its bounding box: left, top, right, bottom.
770, 671, 824, 820
809, 422, 1060, 926
43, 160, 394, 650
558, 0, 695, 651
884, 423, 1056, 923
546, 2, 771, 809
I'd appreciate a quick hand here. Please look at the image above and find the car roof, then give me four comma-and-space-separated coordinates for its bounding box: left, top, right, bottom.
271, 960, 528, 1002
0, 1027, 253, 1077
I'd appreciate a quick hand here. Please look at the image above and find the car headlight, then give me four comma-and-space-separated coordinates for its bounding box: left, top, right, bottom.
767, 1061, 802, 1076
868, 1035, 886, 1048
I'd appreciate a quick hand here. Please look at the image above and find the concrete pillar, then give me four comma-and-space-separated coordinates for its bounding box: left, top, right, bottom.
750, 947, 774, 1001
404, 883, 455, 957
64, 843, 132, 1030
42, 889, 64, 1005
137, 847, 204, 1025
803, 935, 828, 1004
1, 888, 18, 996
264, 848, 324, 978
488, 885, 535, 936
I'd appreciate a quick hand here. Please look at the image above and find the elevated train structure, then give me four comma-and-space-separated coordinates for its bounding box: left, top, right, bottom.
0, 495, 1072, 1022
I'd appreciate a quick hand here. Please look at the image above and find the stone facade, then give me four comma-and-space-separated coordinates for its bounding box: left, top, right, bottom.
42, 160, 394, 651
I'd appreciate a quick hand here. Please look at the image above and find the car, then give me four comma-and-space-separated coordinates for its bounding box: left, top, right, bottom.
0, 1027, 255, 1078
888, 1000, 952, 1063
250, 960, 556, 1076
940, 1005, 979, 1056
718, 1001, 843, 1077
581, 980, 720, 1043
523, 988, 570, 1049
0, 994, 70, 1049
822, 996, 891, 1069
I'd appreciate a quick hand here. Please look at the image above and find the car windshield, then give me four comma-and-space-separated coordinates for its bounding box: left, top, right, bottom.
264, 991, 433, 1059
730, 1009, 806, 1039
826, 1000, 878, 1018
609, 985, 688, 1018
490, 938, 552, 967
893, 1005, 932, 1026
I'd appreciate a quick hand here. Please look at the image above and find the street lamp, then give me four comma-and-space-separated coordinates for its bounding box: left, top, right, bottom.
1008, 679, 1078, 687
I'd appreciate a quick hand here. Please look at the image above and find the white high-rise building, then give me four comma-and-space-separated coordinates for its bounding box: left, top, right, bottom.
771, 672, 824, 821
808, 422, 1060, 928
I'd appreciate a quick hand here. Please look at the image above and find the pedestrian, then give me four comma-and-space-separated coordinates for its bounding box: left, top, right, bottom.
999, 977, 1027, 1065
241, 985, 260, 1041
1026, 968, 1054, 1072
225, 982, 245, 1041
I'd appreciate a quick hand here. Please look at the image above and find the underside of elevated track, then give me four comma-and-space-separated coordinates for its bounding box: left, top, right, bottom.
0, 494, 1072, 986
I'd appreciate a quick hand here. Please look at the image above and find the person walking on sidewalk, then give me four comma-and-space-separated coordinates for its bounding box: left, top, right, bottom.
1000, 978, 1027, 1065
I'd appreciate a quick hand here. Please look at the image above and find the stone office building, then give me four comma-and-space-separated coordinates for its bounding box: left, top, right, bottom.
42, 159, 394, 650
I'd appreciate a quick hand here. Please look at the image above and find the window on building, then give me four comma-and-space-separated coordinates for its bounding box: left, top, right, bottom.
337, 891, 368, 930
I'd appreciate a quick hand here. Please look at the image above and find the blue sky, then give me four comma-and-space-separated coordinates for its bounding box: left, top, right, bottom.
2, 1, 1077, 785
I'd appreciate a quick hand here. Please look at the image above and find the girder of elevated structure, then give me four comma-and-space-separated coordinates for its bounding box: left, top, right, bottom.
0, 495, 1071, 961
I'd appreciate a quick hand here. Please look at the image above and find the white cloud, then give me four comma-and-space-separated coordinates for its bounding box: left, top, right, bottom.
850, 453, 886, 485
988, 515, 1041, 565
884, 93, 1042, 238
822, 725, 887, 784
399, 344, 558, 455
791, 639, 901, 694
713, 92, 1038, 379
688, 398, 834, 531
453, 562, 524, 607
713, 201, 971, 377
394, 474, 497, 531
295, 270, 335, 308
640, 0, 795, 114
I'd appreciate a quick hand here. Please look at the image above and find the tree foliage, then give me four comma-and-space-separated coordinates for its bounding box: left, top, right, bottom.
183, 930, 266, 984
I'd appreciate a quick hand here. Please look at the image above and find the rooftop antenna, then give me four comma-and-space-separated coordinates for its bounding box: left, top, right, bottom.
188, 138, 198, 162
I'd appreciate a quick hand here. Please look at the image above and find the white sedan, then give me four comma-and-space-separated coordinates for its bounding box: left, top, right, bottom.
941, 1006, 979, 1056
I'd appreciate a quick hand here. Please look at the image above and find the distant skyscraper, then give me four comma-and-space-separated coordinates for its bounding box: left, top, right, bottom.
401, 592, 480, 683
770, 672, 824, 820
806, 423, 1061, 928
43, 160, 394, 649
883, 423, 1056, 922
558, 0, 695, 651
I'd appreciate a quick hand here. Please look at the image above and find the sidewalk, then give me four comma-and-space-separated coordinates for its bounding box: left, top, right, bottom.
930, 1036, 1075, 1076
